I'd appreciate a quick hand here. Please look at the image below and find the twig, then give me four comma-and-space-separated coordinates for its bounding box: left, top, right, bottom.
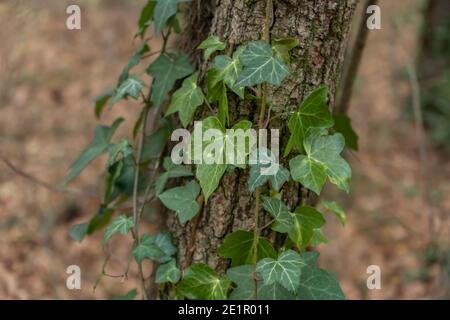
0, 154, 100, 199
185, 194, 205, 267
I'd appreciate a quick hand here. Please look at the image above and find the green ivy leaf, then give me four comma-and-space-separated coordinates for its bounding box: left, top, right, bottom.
87, 206, 114, 235
69, 223, 88, 242
133, 232, 177, 263
256, 250, 308, 293
261, 196, 291, 233
272, 38, 299, 64
94, 89, 114, 119
153, 0, 191, 33
290, 128, 351, 195
137, 0, 157, 38
166, 72, 205, 127
218, 230, 277, 267
198, 35, 226, 60
227, 265, 295, 300
107, 139, 133, 167
210, 47, 246, 98
177, 263, 231, 300
155, 162, 193, 195
64, 118, 124, 184
270, 166, 290, 191
322, 200, 346, 226
289, 206, 326, 249
296, 267, 345, 300
158, 180, 200, 223
309, 228, 329, 246
156, 259, 181, 284
112, 76, 145, 104
103, 215, 133, 244
147, 53, 194, 109
235, 41, 290, 87
285, 86, 334, 156
118, 42, 150, 85
333, 114, 359, 151
207, 79, 229, 126
111, 288, 138, 300
248, 149, 289, 192
141, 119, 172, 161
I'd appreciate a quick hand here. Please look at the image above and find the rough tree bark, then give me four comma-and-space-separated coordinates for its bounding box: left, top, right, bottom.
168, 0, 358, 274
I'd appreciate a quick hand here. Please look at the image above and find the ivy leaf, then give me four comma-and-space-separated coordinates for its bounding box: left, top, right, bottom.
285, 86, 334, 156
155, 163, 193, 195
218, 230, 277, 267
198, 35, 226, 60
207, 78, 229, 126
153, 0, 191, 33
310, 228, 329, 246
271, 166, 290, 191
64, 118, 124, 184
296, 267, 345, 300
94, 89, 114, 119
177, 263, 231, 300
256, 250, 308, 293
69, 223, 88, 242
133, 232, 177, 263
261, 196, 291, 233
289, 206, 326, 249
112, 76, 145, 104
195, 116, 227, 202
166, 72, 205, 127
322, 200, 346, 226
147, 53, 194, 109
290, 128, 351, 195
210, 48, 245, 98
103, 215, 133, 244
107, 139, 133, 167
137, 0, 157, 38
158, 180, 200, 223
111, 289, 138, 300
156, 259, 181, 284
141, 119, 172, 161
227, 265, 295, 300
87, 207, 114, 234
273, 38, 299, 64
118, 42, 150, 85
235, 41, 290, 87
333, 114, 359, 151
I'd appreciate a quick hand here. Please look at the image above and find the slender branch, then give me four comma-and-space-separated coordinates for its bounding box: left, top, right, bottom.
335, 0, 378, 114
0, 154, 100, 199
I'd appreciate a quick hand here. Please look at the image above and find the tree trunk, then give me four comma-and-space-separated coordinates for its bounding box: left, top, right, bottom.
169, 0, 358, 273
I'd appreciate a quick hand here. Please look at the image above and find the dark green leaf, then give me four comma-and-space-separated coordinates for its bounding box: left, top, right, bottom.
288, 206, 326, 249
137, 0, 157, 38
94, 89, 114, 119
156, 259, 181, 284
153, 0, 191, 34
133, 232, 177, 263
297, 267, 345, 300
333, 114, 359, 151
158, 180, 200, 223
64, 118, 124, 184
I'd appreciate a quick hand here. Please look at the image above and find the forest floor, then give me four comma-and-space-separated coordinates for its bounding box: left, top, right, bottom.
0, 0, 448, 299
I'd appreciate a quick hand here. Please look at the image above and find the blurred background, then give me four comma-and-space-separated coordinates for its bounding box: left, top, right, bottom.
0, 0, 448, 299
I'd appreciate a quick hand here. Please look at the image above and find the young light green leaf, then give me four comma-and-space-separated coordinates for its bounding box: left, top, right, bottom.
133, 232, 177, 263
153, 0, 191, 33
118, 42, 150, 85
227, 265, 295, 300
147, 53, 194, 109
103, 215, 133, 244
64, 118, 124, 184
112, 76, 145, 104
218, 230, 277, 267
198, 35, 226, 60
156, 259, 181, 284
177, 263, 231, 300
235, 41, 290, 87
309, 228, 329, 246
296, 267, 345, 300
288, 206, 326, 249
290, 128, 351, 194
285, 86, 334, 156
158, 180, 200, 223
196, 163, 227, 203
321, 200, 346, 226
256, 250, 308, 293
333, 114, 359, 151
166, 72, 205, 127
273, 38, 299, 64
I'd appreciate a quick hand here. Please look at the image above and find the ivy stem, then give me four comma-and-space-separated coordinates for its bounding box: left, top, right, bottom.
132, 102, 151, 300
252, 0, 273, 300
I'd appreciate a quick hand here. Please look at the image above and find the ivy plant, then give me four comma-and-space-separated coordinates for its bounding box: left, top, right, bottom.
65, 0, 358, 300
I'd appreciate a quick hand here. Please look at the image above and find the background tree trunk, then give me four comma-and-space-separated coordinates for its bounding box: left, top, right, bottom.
169, 0, 358, 273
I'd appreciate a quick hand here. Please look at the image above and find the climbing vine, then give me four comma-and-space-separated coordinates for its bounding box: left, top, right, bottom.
66, 0, 358, 300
